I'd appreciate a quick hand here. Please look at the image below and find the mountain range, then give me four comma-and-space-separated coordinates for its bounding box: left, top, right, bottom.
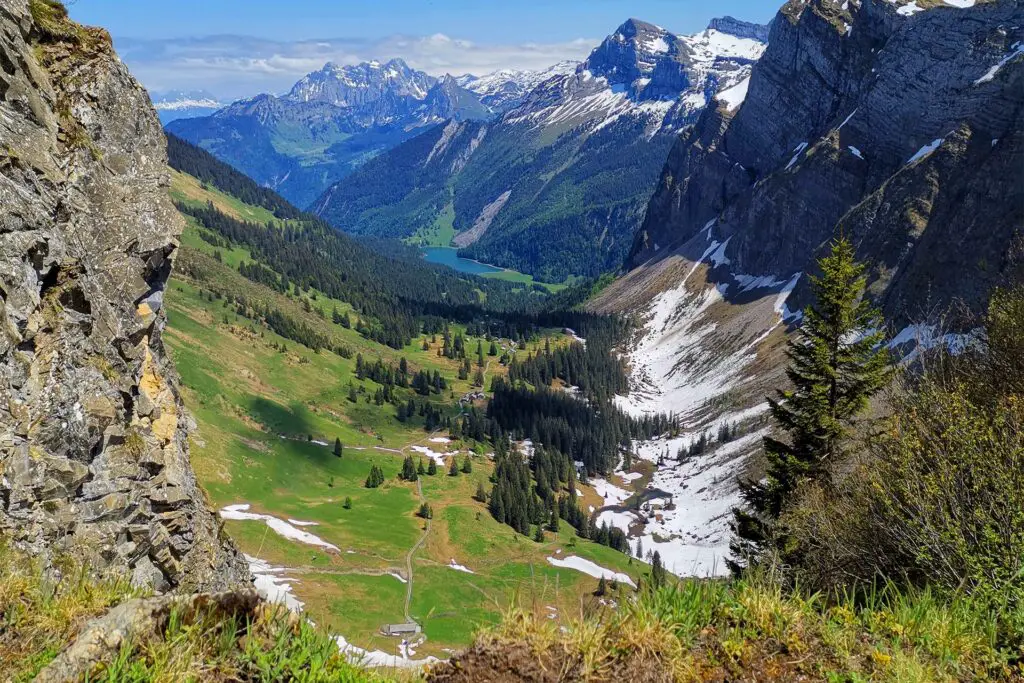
151, 89, 223, 123
312, 17, 769, 281
166, 58, 525, 207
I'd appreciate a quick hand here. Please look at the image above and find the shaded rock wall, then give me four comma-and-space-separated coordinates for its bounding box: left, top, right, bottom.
629, 0, 1023, 325
0, 0, 249, 592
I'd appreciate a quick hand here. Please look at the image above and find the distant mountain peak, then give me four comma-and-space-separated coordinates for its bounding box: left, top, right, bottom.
584, 17, 681, 86
286, 58, 435, 107
706, 16, 771, 42
617, 17, 665, 35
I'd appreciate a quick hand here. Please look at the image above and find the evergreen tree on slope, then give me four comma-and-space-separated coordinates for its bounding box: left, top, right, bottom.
731, 237, 891, 571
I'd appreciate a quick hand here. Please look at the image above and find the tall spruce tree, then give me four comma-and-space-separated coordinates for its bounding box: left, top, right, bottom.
731, 237, 890, 571
651, 551, 667, 589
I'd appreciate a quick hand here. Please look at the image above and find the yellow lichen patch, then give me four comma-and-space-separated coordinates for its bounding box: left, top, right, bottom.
138, 343, 178, 444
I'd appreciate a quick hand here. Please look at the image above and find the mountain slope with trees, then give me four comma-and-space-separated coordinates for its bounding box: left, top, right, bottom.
312, 18, 768, 282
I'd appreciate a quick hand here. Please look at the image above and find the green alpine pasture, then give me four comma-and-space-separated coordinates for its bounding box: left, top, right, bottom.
164, 173, 643, 658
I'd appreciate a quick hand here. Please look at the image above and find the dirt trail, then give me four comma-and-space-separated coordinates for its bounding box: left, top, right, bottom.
404, 476, 432, 623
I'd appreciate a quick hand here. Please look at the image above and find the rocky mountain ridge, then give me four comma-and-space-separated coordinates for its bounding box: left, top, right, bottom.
456, 60, 580, 111
0, 0, 249, 592
628, 0, 1022, 323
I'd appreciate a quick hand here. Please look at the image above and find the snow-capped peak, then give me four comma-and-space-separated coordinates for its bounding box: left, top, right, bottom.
457, 61, 580, 112
151, 89, 222, 111
504, 16, 768, 137
286, 58, 435, 107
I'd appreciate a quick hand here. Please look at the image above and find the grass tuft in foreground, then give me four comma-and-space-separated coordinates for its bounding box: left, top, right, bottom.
430, 571, 1020, 682
0, 544, 401, 682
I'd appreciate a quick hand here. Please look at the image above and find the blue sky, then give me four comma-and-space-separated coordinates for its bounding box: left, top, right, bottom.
68, 1, 779, 99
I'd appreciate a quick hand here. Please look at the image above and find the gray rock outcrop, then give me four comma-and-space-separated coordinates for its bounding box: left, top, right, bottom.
629, 0, 1023, 325
0, 0, 249, 592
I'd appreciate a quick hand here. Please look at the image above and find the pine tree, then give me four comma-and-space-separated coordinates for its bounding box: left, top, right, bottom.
461, 456, 472, 474
417, 502, 433, 519
533, 524, 544, 543
365, 464, 385, 488
731, 237, 891, 571
401, 455, 418, 481
417, 459, 426, 476
596, 576, 607, 596
427, 459, 438, 476
651, 550, 666, 589
343, 496, 352, 509
474, 482, 487, 503
333, 438, 343, 458
448, 457, 459, 477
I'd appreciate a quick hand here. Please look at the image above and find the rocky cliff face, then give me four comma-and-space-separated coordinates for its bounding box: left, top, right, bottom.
588, 0, 1022, 572
629, 0, 1022, 324
0, 0, 249, 592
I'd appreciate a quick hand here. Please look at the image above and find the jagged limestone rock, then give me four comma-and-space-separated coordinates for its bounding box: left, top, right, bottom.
0, 0, 250, 592
629, 0, 1023, 325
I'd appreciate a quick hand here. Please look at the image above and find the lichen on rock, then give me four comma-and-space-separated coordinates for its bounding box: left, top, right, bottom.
0, 0, 250, 592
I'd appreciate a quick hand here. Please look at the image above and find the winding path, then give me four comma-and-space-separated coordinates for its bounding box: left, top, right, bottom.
403, 476, 432, 623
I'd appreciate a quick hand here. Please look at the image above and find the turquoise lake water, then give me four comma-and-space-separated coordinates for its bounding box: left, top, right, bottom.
421, 247, 503, 275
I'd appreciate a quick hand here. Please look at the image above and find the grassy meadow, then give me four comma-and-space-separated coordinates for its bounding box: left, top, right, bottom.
163, 173, 645, 658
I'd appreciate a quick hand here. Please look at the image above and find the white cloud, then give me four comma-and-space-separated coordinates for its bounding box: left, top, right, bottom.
115, 32, 597, 101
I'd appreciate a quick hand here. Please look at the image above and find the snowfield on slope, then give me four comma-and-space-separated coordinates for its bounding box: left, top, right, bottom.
608, 225, 801, 577
220, 504, 339, 551
546, 555, 637, 588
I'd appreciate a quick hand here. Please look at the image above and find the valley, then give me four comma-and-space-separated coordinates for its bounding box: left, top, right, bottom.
2, 0, 1021, 680
162, 162, 650, 660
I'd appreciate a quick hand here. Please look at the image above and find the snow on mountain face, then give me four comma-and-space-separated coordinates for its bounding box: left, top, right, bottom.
506, 17, 767, 135
152, 90, 222, 110
457, 61, 580, 111
151, 90, 224, 123
287, 58, 434, 107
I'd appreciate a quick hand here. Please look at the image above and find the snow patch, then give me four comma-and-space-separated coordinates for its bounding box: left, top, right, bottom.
335, 634, 438, 669
630, 428, 771, 577
597, 509, 643, 535
448, 559, 475, 574
716, 77, 750, 112
644, 36, 670, 54
907, 138, 943, 164
590, 478, 631, 507
896, 1, 924, 15
247, 554, 304, 612
975, 41, 1023, 85
546, 556, 636, 587
220, 504, 339, 552
785, 142, 808, 170
411, 444, 457, 467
